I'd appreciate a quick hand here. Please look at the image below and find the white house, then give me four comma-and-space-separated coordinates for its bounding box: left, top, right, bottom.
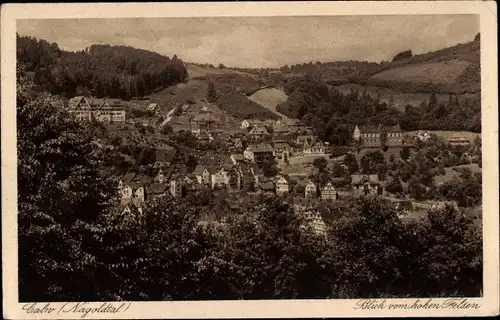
305, 180, 318, 198
275, 175, 289, 195
320, 182, 336, 200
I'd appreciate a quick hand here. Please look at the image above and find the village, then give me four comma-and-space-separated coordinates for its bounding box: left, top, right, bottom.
66, 95, 480, 235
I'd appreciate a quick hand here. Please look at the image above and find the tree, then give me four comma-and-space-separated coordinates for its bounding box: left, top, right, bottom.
313, 157, 328, 172
343, 152, 359, 174
206, 80, 218, 103
400, 146, 411, 161
160, 124, 173, 135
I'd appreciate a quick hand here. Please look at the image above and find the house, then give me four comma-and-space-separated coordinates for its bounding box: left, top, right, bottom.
294, 204, 327, 236
192, 113, 218, 129
154, 148, 177, 168
226, 168, 242, 190
241, 119, 275, 130
120, 198, 143, 217
197, 130, 214, 143
303, 137, 326, 155
353, 125, 382, 148
190, 124, 201, 137
275, 175, 289, 195
273, 143, 291, 163
211, 167, 228, 189
118, 172, 136, 194
147, 103, 159, 113
296, 135, 314, 147
386, 124, 404, 147
416, 130, 431, 142
154, 167, 175, 184
248, 125, 269, 140
304, 180, 318, 198
147, 183, 169, 198
259, 180, 275, 195
230, 153, 246, 165
320, 182, 337, 201
68, 96, 127, 123
448, 134, 471, 146
229, 137, 245, 151
351, 174, 381, 196
193, 165, 217, 185
169, 177, 183, 198
273, 134, 295, 144
243, 143, 275, 168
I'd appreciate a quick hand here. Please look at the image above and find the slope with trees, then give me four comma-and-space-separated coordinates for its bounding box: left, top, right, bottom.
17, 34, 188, 100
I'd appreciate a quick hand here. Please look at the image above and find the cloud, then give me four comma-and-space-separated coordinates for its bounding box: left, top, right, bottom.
17, 15, 479, 68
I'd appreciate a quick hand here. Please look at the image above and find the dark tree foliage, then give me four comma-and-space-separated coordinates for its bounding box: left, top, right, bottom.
206, 80, 218, 103
392, 50, 413, 62
17, 63, 118, 301
17, 34, 187, 100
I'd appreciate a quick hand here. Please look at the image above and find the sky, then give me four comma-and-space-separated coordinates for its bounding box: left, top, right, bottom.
17, 15, 479, 68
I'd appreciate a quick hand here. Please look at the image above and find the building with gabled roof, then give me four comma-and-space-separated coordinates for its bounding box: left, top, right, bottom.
147, 183, 169, 198
154, 148, 178, 168
68, 96, 126, 123
320, 182, 337, 200
305, 180, 318, 199
351, 174, 381, 196
275, 175, 289, 195
243, 143, 275, 167
248, 125, 270, 140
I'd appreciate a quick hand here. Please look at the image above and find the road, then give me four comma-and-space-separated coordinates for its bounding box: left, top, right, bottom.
159, 106, 178, 129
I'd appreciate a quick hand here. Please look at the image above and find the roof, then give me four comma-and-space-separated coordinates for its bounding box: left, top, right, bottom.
68, 96, 88, 109
351, 174, 380, 184
120, 172, 136, 184
231, 153, 245, 161
385, 124, 402, 133
259, 181, 275, 190
120, 198, 143, 213
297, 135, 314, 144
306, 180, 317, 187
248, 143, 274, 153
147, 183, 168, 194
156, 148, 177, 163
207, 166, 218, 175
193, 165, 206, 175
276, 175, 289, 183
274, 142, 290, 150
147, 103, 158, 110
321, 182, 335, 191
193, 113, 218, 122
358, 125, 381, 134
249, 126, 269, 135
158, 166, 175, 181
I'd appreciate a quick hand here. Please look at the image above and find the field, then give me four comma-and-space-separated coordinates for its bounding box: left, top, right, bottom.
371, 59, 471, 84
248, 88, 290, 119
186, 64, 256, 80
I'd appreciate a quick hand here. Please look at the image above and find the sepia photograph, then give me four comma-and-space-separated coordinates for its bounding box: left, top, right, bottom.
2, 1, 499, 319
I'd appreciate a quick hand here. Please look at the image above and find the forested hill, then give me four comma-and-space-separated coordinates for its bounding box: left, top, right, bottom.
16, 34, 188, 100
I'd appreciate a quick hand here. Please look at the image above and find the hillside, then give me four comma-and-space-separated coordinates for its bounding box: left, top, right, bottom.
186, 63, 257, 80
17, 35, 187, 100
248, 88, 290, 119
363, 35, 480, 94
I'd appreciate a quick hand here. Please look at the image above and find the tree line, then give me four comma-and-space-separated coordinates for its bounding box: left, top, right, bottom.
17, 34, 188, 100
